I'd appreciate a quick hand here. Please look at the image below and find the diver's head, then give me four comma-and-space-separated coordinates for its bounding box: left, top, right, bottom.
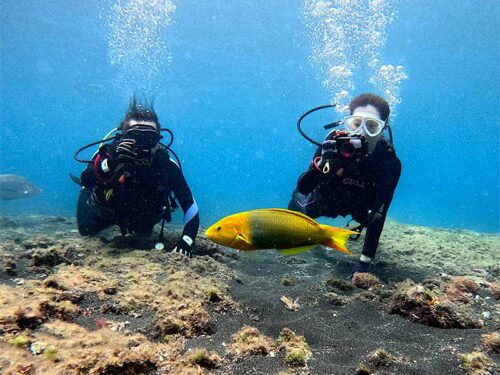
120, 96, 160, 133
120, 96, 162, 149
343, 93, 390, 151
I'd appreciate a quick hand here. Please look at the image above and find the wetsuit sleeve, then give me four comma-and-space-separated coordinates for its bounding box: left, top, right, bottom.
167, 159, 200, 242
362, 155, 402, 259
297, 147, 323, 195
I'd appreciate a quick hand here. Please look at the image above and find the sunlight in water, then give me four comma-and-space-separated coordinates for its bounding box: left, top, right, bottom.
303, 0, 408, 116
107, 0, 177, 92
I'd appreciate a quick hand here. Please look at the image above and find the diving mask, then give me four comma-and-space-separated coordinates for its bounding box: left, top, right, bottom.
342, 116, 385, 137
125, 124, 162, 149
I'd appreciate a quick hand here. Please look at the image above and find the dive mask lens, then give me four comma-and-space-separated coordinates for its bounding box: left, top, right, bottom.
344, 116, 363, 133
364, 118, 384, 136
126, 125, 161, 148
343, 116, 384, 137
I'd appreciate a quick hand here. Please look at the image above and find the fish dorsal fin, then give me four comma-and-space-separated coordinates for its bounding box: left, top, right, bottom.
253, 208, 319, 226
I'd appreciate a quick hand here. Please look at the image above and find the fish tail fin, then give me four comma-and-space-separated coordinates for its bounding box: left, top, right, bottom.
320, 225, 358, 254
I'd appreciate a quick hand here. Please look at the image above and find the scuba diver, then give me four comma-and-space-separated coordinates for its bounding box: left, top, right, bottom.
289, 93, 401, 275
75, 98, 199, 257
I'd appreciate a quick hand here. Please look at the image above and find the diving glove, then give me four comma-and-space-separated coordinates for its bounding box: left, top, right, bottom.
319, 140, 343, 175
116, 138, 141, 163
171, 235, 194, 257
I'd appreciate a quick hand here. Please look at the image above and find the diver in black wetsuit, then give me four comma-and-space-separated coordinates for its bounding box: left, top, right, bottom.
76, 99, 199, 257
289, 93, 401, 274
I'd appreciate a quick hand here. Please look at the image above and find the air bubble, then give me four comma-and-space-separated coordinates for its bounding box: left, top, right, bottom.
107, 0, 177, 92
303, 0, 408, 117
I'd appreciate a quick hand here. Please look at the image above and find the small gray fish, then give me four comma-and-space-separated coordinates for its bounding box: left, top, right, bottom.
0, 174, 42, 200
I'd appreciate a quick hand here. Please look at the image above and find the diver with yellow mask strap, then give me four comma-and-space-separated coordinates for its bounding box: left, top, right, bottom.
289, 93, 401, 276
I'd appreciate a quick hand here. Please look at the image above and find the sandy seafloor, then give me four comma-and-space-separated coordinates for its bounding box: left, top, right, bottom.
0, 215, 498, 374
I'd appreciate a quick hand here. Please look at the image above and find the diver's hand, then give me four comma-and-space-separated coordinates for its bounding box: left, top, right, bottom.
170, 235, 194, 257
116, 138, 141, 163
320, 140, 343, 176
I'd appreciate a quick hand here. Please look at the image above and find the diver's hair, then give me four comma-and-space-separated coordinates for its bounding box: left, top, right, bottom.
120, 95, 160, 131
349, 93, 390, 121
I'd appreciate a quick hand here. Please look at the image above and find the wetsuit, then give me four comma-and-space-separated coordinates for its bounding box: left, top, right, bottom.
77, 140, 199, 242
289, 137, 401, 260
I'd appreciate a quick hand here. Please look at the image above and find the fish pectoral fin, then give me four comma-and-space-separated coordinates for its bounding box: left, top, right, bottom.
277, 245, 316, 256
236, 233, 251, 245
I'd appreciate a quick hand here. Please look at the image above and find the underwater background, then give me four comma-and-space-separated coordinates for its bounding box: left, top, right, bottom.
0, 0, 499, 233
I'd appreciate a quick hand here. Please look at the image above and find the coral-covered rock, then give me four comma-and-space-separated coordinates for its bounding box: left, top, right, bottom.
277, 327, 312, 367
0, 285, 48, 332
31, 247, 69, 267
187, 348, 222, 369
450, 276, 480, 294
153, 316, 186, 336
227, 326, 275, 357
387, 283, 482, 328
355, 363, 373, 375
443, 286, 474, 304
481, 332, 500, 353
0, 320, 178, 375
352, 273, 382, 289
489, 282, 500, 300
367, 348, 396, 367
442, 276, 481, 304
459, 351, 498, 375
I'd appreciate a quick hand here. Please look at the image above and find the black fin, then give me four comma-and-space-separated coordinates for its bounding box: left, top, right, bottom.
69, 173, 82, 186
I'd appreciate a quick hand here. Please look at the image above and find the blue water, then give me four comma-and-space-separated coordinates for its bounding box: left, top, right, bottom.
0, 0, 498, 233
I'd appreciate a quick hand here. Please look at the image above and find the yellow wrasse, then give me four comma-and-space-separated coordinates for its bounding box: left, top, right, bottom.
205, 208, 357, 255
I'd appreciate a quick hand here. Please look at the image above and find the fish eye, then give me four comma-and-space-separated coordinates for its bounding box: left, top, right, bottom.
217, 226, 221, 231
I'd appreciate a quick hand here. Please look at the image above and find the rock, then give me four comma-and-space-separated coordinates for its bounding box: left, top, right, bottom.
481, 332, 500, 353
282, 277, 297, 286
352, 272, 382, 289
2, 257, 17, 274
325, 292, 349, 306
325, 277, 355, 292
31, 247, 69, 267
23, 236, 54, 250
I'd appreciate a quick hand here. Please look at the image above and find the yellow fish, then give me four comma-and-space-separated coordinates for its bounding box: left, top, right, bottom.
205, 208, 357, 255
